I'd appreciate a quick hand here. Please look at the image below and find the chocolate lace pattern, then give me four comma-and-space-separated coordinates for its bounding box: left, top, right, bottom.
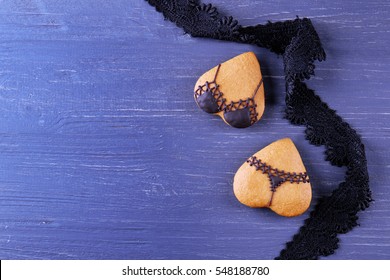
224, 98, 258, 125
194, 63, 262, 125
223, 78, 263, 125
194, 64, 226, 111
146, 0, 371, 260
247, 156, 309, 206
247, 156, 309, 185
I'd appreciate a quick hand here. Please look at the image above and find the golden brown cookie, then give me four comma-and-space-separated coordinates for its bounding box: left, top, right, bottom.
233, 138, 312, 217
194, 52, 265, 128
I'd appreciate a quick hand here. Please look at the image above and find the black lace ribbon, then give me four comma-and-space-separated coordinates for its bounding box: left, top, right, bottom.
146, 0, 372, 259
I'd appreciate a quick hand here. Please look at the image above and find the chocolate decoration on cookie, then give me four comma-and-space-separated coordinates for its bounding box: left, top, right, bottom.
223, 78, 262, 128
233, 138, 312, 217
194, 52, 265, 128
194, 64, 225, 114
246, 156, 310, 206
196, 88, 221, 113
223, 107, 251, 128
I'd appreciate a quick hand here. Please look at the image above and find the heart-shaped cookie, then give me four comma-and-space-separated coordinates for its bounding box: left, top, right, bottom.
194, 52, 265, 128
233, 138, 312, 217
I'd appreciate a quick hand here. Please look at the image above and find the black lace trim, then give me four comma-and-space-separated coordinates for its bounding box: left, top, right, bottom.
146, 0, 371, 260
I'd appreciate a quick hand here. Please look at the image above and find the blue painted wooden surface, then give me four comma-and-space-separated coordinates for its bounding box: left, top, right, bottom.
0, 0, 389, 260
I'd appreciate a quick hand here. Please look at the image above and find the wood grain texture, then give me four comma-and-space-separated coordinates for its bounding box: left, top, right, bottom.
0, 0, 389, 259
